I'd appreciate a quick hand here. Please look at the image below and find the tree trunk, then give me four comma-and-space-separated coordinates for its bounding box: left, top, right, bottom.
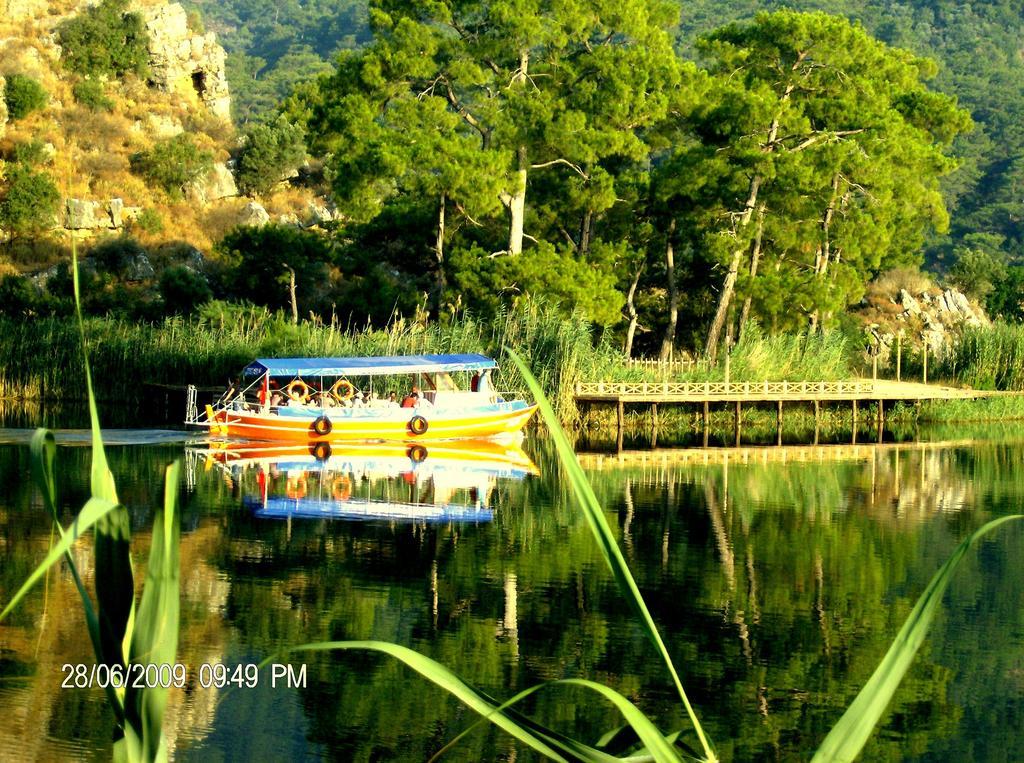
623, 259, 644, 356
659, 219, 678, 361
434, 191, 447, 307
738, 202, 767, 341
507, 145, 527, 254
283, 264, 298, 325
704, 176, 761, 360
579, 209, 593, 258
505, 50, 530, 255
704, 67, 801, 361
809, 174, 842, 331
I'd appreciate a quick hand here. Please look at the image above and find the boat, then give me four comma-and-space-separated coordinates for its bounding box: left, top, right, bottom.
186, 353, 537, 444
188, 439, 538, 524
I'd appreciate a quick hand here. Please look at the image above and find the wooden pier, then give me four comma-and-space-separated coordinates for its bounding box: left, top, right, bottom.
574, 379, 1022, 451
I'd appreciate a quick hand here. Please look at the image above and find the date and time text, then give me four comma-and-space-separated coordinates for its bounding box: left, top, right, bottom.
61, 662, 307, 690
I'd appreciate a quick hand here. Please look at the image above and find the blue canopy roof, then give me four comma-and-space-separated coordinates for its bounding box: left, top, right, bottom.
242, 353, 498, 378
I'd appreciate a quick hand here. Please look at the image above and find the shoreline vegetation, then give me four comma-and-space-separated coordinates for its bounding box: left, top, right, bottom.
4, 300, 1024, 431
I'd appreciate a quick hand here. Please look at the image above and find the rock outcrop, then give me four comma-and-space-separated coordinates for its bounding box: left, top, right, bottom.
185, 163, 238, 205
861, 285, 989, 363
65, 199, 127, 231
238, 201, 270, 227
142, 3, 231, 120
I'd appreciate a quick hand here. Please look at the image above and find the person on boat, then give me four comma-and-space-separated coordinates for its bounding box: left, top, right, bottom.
401, 386, 420, 408
387, 392, 399, 407
351, 391, 366, 408
316, 391, 336, 409
415, 392, 434, 409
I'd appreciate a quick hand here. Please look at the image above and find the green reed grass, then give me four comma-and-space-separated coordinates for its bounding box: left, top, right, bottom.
0, 306, 864, 428
0, 298, 627, 424
933, 322, 1024, 391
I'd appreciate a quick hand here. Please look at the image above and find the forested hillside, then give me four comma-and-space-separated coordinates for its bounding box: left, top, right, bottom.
3, 0, 1022, 362
677, 0, 1024, 309
197, 0, 1023, 306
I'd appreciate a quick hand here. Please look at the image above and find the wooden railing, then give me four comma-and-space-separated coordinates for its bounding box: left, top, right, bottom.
575, 380, 877, 397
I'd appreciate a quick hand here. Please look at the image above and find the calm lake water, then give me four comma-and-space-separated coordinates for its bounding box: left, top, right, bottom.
1, 425, 1023, 761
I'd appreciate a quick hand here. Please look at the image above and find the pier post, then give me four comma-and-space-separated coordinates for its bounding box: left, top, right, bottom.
702, 401, 710, 447
651, 403, 659, 449
922, 343, 928, 384
734, 400, 742, 447
896, 332, 902, 382
616, 400, 624, 453
852, 399, 858, 444
776, 400, 783, 446
813, 400, 820, 445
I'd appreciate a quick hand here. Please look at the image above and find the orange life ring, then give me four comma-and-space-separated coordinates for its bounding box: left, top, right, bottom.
408, 415, 429, 436
310, 441, 332, 461
311, 415, 333, 436
287, 379, 311, 402
331, 379, 355, 403
332, 476, 352, 501
286, 475, 308, 499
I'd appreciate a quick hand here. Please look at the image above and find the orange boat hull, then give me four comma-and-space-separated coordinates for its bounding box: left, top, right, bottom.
205, 404, 537, 442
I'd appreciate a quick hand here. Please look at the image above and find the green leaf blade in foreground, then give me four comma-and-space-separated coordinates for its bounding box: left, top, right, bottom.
0, 495, 121, 622
71, 244, 118, 504
30, 429, 124, 720
124, 461, 182, 763
429, 677, 684, 763
812, 514, 1024, 763
260, 639, 675, 757
95, 506, 135, 669
504, 348, 716, 763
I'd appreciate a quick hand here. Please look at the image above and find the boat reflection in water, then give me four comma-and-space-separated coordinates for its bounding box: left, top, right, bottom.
190, 439, 538, 524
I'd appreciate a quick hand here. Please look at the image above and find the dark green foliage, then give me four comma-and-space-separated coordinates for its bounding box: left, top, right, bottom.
947, 245, 1007, 303
72, 79, 114, 112
0, 275, 42, 318
89, 236, 147, 276
57, 0, 149, 78
0, 165, 60, 238
235, 117, 306, 196
988, 266, 1024, 323
217, 224, 334, 314
159, 265, 212, 314
129, 135, 213, 199
448, 243, 624, 327
3, 74, 47, 120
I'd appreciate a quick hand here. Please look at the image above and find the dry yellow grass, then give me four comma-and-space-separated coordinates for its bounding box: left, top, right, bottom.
0, 7, 321, 270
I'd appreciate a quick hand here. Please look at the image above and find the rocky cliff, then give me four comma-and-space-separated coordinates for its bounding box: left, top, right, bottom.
141, 3, 231, 120
0, 0, 324, 255
857, 271, 989, 364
